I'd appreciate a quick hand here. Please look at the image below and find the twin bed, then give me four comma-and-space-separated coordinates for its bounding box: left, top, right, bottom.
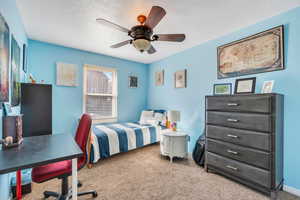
88, 121, 163, 164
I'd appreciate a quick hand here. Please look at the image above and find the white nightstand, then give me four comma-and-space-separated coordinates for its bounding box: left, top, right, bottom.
160, 130, 189, 163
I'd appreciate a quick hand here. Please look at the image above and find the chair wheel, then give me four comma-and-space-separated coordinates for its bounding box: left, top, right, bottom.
44, 194, 50, 198
92, 191, 98, 198
78, 182, 82, 187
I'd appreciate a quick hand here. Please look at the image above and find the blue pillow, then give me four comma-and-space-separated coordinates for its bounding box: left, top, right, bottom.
154, 109, 166, 114
146, 109, 166, 114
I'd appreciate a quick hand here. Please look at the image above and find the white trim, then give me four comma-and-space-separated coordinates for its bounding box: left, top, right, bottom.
83, 64, 118, 119
92, 118, 117, 124
283, 185, 300, 197
84, 64, 117, 72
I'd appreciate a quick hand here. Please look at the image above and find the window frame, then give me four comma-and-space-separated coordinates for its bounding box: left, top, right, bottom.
83, 64, 118, 123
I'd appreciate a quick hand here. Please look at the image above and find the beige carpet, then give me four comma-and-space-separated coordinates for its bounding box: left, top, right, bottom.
24, 144, 299, 200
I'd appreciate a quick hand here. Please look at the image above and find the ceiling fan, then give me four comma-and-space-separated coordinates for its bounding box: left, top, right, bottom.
96, 6, 186, 54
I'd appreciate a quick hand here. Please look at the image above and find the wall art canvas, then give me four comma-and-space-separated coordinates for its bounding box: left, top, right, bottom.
11, 36, 21, 106
0, 14, 10, 102
155, 70, 164, 86
218, 26, 284, 79
129, 76, 138, 88
22, 44, 27, 73
56, 62, 77, 86
174, 69, 187, 88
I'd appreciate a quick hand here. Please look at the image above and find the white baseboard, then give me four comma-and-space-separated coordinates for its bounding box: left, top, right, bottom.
283, 185, 300, 197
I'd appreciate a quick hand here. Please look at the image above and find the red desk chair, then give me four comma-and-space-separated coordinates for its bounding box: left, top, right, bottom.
32, 114, 97, 200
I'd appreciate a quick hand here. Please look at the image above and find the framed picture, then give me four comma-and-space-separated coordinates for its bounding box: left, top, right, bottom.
174, 69, 187, 88
11, 36, 21, 106
22, 44, 27, 73
0, 14, 10, 102
261, 80, 274, 93
218, 25, 284, 79
56, 62, 77, 87
129, 76, 138, 88
234, 77, 256, 94
214, 83, 232, 95
155, 70, 164, 86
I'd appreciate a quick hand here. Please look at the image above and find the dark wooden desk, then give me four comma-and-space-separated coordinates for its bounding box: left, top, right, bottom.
0, 134, 82, 200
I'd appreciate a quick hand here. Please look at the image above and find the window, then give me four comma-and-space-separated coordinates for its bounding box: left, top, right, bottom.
83, 65, 117, 122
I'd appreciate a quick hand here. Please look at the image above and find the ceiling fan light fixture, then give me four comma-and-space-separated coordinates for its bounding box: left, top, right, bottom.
132, 38, 151, 52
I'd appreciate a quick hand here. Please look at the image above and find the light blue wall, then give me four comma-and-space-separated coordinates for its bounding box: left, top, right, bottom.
28, 40, 148, 135
147, 7, 300, 190
0, 0, 28, 199
1, 0, 300, 197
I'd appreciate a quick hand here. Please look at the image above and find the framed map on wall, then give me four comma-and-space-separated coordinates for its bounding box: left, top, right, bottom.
0, 14, 10, 102
217, 25, 284, 79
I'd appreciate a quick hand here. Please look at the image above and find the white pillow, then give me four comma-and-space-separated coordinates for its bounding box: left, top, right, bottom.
139, 110, 154, 124
154, 112, 164, 122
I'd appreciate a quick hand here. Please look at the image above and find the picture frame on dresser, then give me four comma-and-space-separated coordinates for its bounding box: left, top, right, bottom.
234, 77, 256, 94
213, 83, 232, 95
262, 80, 275, 93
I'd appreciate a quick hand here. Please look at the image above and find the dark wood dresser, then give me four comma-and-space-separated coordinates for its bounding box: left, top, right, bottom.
205, 94, 284, 199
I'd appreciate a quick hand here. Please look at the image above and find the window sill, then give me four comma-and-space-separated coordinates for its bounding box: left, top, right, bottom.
91, 117, 117, 124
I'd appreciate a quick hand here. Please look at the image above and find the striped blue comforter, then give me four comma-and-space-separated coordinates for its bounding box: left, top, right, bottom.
90, 122, 160, 163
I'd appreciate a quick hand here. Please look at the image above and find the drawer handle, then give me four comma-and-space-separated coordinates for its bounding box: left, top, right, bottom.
226, 165, 238, 171
227, 118, 239, 122
227, 134, 238, 139
227, 103, 239, 106
227, 149, 238, 155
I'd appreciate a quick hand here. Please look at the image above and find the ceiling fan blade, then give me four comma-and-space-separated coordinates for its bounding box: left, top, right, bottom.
147, 45, 156, 54
144, 6, 166, 29
110, 40, 132, 48
155, 34, 186, 42
96, 18, 130, 33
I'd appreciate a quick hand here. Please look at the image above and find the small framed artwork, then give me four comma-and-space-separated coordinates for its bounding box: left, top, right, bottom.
234, 77, 256, 94
22, 44, 27, 73
155, 70, 164, 86
56, 62, 77, 87
174, 69, 187, 88
261, 80, 274, 93
129, 76, 138, 88
214, 83, 232, 95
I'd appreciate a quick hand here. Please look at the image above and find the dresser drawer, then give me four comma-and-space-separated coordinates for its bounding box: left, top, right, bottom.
207, 139, 270, 169
206, 152, 271, 188
206, 111, 272, 132
206, 125, 270, 151
206, 95, 272, 113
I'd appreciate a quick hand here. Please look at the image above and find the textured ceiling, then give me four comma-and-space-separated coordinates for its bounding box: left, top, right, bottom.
17, 0, 300, 64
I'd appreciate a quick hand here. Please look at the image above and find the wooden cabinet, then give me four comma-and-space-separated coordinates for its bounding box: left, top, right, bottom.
205, 94, 284, 199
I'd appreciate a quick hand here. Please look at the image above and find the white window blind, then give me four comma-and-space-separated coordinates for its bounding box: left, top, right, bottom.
83, 65, 117, 120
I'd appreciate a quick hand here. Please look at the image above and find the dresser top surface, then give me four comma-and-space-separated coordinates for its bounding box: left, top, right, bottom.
206, 93, 283, 98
